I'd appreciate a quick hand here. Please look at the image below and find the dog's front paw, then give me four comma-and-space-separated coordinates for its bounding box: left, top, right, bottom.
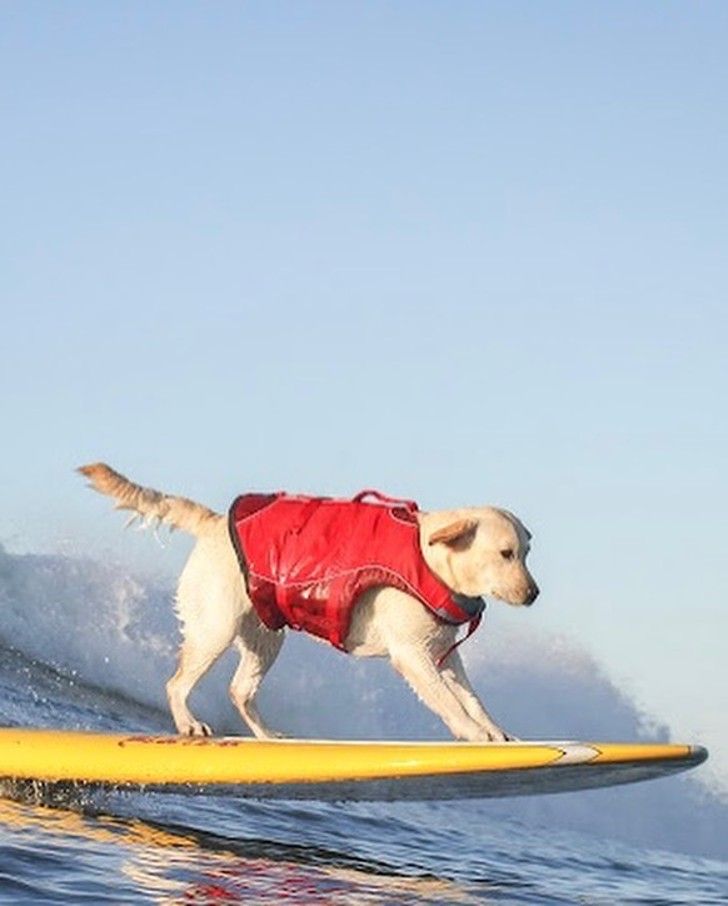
473, 726, 511, 743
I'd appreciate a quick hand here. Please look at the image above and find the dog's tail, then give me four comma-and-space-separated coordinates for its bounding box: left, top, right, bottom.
78, 463, 220, 537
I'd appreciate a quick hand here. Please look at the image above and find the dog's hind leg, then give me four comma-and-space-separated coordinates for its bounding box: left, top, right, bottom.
229, 622, 285, 739
166, 635, 230, 736
167, 526, 247, 736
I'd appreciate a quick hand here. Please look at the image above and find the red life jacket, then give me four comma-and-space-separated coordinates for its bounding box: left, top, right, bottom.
228, 490, 484, 660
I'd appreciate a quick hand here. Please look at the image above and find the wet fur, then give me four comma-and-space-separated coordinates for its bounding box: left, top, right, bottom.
79, 463, 538, 741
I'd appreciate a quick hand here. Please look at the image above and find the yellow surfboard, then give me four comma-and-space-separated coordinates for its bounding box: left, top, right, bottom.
0, 728, 707, 800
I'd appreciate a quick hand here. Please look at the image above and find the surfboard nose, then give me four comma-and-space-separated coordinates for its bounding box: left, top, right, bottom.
687, 745, 709, 766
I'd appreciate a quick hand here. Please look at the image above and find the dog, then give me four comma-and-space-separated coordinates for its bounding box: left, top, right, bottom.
79, 463, 538, 742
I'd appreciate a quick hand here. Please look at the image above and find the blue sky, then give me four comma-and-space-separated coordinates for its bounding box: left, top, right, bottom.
2, 4, 727, 787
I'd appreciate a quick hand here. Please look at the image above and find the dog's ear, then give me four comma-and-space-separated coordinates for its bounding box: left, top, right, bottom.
427, 519, 478, 548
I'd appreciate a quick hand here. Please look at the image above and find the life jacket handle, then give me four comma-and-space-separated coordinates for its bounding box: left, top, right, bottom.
352, 489, 419, 512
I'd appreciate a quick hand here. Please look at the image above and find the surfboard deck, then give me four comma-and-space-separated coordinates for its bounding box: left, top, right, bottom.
0, 728, 707, 800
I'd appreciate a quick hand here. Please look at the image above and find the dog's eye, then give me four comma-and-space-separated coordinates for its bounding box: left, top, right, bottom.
500, 549, 515, 561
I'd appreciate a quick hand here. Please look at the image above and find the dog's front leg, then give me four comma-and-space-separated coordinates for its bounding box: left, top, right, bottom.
389, 642, 499, 742
439, 650, 512, 742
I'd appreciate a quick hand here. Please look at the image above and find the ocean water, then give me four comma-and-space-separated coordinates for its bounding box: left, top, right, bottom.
0, 546, 727, 904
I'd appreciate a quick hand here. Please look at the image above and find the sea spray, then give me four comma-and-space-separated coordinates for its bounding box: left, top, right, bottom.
0, 543, 726, 858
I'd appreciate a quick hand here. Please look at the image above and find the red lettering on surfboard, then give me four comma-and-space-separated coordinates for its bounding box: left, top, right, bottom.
118, 736, 245, 748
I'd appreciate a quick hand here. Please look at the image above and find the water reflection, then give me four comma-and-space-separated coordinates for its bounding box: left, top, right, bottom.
0, 798, 476, 904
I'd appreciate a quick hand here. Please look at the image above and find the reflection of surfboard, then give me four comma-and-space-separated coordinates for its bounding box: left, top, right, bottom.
0, 728, 707, 800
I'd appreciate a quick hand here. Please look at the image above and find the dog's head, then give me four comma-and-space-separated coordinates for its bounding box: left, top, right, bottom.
421, 507, 538, 606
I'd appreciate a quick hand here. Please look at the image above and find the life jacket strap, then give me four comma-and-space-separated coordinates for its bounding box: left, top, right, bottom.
436, 610, 485, 668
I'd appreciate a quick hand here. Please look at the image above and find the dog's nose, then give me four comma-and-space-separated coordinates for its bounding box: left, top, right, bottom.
524, 583, 539, 606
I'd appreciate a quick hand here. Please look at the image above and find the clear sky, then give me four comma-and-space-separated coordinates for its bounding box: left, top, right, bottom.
2, 4, 727, 788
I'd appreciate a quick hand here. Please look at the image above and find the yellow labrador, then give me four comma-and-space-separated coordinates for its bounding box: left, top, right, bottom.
79, 463, 538, 741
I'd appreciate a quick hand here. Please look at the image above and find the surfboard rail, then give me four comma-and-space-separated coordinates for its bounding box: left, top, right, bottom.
0, 728, 708, 800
